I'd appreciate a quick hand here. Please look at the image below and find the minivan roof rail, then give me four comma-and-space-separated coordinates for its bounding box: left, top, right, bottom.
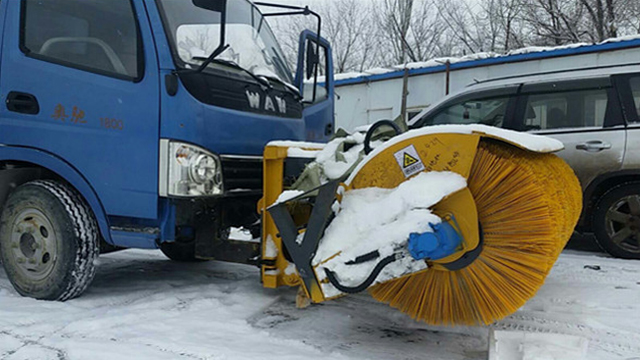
470, 61, 640, 87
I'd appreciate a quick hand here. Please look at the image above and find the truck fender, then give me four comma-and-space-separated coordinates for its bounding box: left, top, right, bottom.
0, 146, 112, 244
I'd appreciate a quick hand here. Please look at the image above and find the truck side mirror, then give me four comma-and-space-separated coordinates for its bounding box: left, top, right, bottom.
192, 0, 227, 13
306, 42, 317, 80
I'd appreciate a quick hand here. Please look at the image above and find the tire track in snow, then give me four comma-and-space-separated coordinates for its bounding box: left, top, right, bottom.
494, 313, 640, 357
0, 330, 68, 360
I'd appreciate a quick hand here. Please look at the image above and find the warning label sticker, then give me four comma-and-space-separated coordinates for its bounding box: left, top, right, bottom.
394, 145, 425, 178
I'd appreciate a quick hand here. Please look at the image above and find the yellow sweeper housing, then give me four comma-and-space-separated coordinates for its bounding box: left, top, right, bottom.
259, 124, 582, 326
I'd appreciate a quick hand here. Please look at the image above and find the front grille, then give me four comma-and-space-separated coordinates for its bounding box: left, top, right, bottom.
220, 155, 315, 194
221, 156, 263, 192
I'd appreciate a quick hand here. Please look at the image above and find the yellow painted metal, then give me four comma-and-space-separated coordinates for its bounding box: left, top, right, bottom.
429, 187, 479, 268
261, 134, 500, 299
260, 145, 301, 289
341, 133, 482, 276
348, 133, 481, 190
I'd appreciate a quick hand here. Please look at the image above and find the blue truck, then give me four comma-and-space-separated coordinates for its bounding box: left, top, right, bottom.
0, 0, 333, 301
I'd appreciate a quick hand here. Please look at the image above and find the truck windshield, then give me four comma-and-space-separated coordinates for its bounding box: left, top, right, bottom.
157, 0, 294, 85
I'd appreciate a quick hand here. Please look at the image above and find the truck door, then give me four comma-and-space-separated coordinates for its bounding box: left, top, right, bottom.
514, 78, 626, 190
0, 0, 160, 219
296, 31, 335, 142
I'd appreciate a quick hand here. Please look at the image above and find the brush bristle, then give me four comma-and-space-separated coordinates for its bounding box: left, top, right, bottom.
369, 140, 582, 326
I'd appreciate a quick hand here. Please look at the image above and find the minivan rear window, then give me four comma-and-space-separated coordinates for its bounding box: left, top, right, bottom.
421, 96, 510, 127
521, 89, 608, 131
630, 77, 640, 121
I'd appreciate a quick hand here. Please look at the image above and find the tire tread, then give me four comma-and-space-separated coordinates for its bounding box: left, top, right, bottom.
27, 180, 99, 301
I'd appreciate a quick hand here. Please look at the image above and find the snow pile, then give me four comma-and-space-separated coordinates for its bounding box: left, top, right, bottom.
314, 132, 366, 180
286, 147, 321, 158
489, 330, 589, 360
267, 140, 326, 150
1, 247, 640, 359
274, 190, 305, 205
347, 124, 563, 187
396, 52, 499, 70
229, 227, 256, 242
314, 171, 467, 298
506, 42, 589, 56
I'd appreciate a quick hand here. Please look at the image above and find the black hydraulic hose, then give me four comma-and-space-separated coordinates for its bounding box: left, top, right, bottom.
324, 254, 398, 294
345, 250, 380, 265
364, 120, 403, 155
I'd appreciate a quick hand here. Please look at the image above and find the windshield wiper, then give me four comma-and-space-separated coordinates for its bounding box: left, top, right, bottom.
259, 74, 302, 100
195, 44, 230, 73
191, 57, 272, 88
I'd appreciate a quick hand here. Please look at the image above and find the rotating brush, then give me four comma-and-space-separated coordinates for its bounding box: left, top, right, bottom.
368, 140, 582, 326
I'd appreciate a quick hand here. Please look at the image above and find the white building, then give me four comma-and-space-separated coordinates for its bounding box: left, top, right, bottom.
334, 36, 640, 131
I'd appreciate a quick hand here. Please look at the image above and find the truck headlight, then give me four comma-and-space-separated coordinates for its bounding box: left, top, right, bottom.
159, 140, 223, 197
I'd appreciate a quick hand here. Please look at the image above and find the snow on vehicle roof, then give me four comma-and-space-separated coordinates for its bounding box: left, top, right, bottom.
333, 35, 640, 87
405, 62, 640, 127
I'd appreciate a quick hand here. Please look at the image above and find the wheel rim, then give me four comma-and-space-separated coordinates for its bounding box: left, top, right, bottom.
605, 195, 640, 254
8, 208, 58, 282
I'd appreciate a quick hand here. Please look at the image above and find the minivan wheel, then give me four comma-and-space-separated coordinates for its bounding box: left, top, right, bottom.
0, 180, 99, 300
593, 183, 640, 259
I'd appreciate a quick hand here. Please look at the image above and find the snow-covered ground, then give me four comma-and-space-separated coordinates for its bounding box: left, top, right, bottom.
1, 245, 639, 360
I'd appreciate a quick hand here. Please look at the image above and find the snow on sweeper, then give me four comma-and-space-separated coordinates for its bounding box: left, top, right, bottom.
260, 123, 582, 326
0, 0, 581, 326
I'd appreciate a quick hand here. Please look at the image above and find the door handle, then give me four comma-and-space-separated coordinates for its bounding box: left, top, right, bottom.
6, 92, 40, 115
576, 141, 612, 152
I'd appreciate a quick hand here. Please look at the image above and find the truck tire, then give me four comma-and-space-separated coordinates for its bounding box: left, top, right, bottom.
160, 240, 205, 262
593, 182, 640, 259
0, 180, 99, 300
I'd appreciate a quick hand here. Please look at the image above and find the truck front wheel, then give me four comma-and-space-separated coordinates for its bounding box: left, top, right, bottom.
0, 180, 99, 301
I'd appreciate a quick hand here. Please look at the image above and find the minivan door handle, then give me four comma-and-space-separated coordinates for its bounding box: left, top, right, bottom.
6, 92, 40, 115
576, 141, 612, 152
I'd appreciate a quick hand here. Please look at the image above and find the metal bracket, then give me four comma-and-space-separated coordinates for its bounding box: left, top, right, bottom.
440, 223, 484, 271
267, 180, 340, 299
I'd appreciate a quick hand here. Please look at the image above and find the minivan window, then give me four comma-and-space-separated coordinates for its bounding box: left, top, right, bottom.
630, 77, 640, 121
521, 89, 608, 131
21, 0, 142, 80
421, 97, 510, 127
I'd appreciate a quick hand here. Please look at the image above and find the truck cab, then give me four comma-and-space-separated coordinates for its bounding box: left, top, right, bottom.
0, 0, 334, 300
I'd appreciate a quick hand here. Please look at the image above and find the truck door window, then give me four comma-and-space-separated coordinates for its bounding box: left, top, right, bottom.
422, 97, 509, 127
522, 89, 608, 131
302, 42, 329, 104
21, 0, 142, 81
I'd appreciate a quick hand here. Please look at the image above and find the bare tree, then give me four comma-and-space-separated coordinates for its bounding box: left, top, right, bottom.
269, 0, 381, 74
579, 0, 618, 41
376, 0, 449, 63
377, 0, 414, 64
269, 0, 640, 76
408, 1, 448, 60
484, 0, 527, 51
324, 0, 380, 72
437, 0, 498, 54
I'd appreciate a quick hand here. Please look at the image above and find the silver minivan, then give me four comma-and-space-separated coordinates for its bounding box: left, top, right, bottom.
408, 65, 640, 259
